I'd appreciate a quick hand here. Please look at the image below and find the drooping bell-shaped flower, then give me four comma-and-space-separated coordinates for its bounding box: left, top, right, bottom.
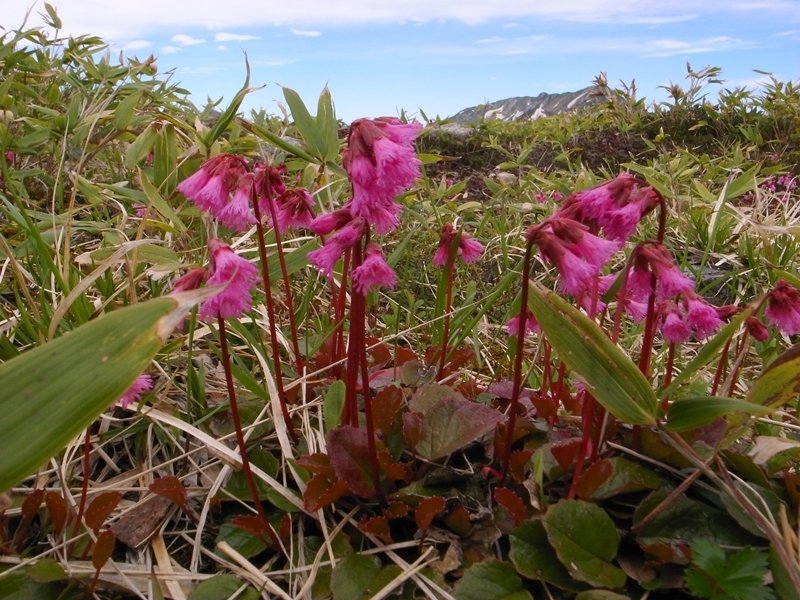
199, 238, 260, 320
177, 154, 248, 218
115, 374, 153, 410
505, 309, 540, 337
352, 243, 396, 294
764, 279, 800, 335
308, 218, 366, 277
684, 294, 722, 339
273, 188, 315, 234
628, 243, 694, 301
660, 301, 691, 344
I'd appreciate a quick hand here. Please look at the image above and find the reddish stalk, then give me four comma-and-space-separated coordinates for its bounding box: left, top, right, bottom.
436, 234, 459, 381
501, 239, 534, 479
218, 316, 283, 551
250, 193, 297, 443
710, 337, 732, 396
660, 343, 677, 413
568, 390, 595, 499
262, 190, 304, 375
332, 250, 351, 379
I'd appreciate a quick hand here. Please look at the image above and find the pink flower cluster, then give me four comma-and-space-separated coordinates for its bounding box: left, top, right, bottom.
765, 279, 800, 336
505, 309, 540, 337
557, 173, 662, 242
659, 294, 723, 344
432, 223, 484, 268
526, 218, 621, 296
177, 156, 314, 233
171, 239, 260, 320
627, 244, 694, 302
308, 117, 423, 294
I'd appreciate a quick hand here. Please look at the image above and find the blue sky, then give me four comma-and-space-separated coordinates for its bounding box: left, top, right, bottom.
6, 1, 800, 122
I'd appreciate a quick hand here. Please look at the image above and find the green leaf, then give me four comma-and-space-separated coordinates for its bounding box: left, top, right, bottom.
746, 344, 800, 407
575, 457, 662, 500
282, 86, 328, 160
686, 540, 773, 600
316, 85, 340, 163
509, 520, 587, 592
665, 397, 775, 432
527, 282, 657, 425
188, 574, 258, 600
204, 59, 259, 147
330, 553, 402, 600
125, 123, 158, 168
43, 3, 63, 29
24, 559, 67, 583
0, 296, 191, 491
113, 90, 140, 131
769, 546, 800, 600
139, 168, 186, 230
543, 500, 627, 589
154, 121, 178, 195
0, 572, 66, 600
323, 380, 346, 433
453, 561, 532, 600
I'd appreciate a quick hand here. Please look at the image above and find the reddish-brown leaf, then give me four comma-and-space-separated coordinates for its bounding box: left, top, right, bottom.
359, 515, 393, 544
232, 515, 268, 540
296, 453, 336, 478
21, 489, 45, 522
84, 492, 122, 532
440, 347, 475, 376
149, 476, 188, 508
45, 492, 72, 536
444, 504, 473, 537
303, 473, 349, 512
385, 501, 409, 519
372, 386, 405, 434
366, 337, 392, 366
493, 487, 527, 527
402, 412, 422, 450
415, 496, 445, 534
327, 426, 380, 498
395, 346, 418, 366
530, 392, 558, 422
377, 450, 409, 482
91, 530, 116, 570
508, 450, 534, 483
550, 438, 582, 472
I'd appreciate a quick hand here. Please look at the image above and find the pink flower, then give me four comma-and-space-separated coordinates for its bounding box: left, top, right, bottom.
217, 173, 258, 231
535, 192, 547, 203
684, 294, 722, 339
172, 267, 206, 293
4, 151, 15, 164
177, 154, 248, 217
550, 218, 620, 268
629, 244, 694, 301
764, 279, 800, 335
199, 239, 260, 320
432, 223, 456, 268
352, 243, 396, 293
458, 233, 484, 264
310, 207, 354, 236
254, 163, 287, 216
308, 218, 365, 276
660, 302, 691, 344
505, 309, 540, 337
115, 374, 153, 410
273, 188, 315, 233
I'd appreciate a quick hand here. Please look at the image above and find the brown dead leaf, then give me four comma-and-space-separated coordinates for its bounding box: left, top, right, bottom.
112, 493, 173, 549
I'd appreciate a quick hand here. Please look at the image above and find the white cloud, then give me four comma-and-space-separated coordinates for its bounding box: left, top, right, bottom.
477, 37, 505, 43
171, 34, 205, 46
218, 45, 228, 50
643, 36, 751, 57
215, 32, 260, 42
3, 0, 798, 40
773, 30, 797, 36
291, 28, 322, 37
121, 40, 152, 50
160, 45, 180, 54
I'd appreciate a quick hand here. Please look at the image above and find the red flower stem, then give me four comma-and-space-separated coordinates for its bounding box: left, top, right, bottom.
710, 337, 732, 396
501, 240, 534, 479
568, 391, 595, 499
725, 332, 750, 397
263, 193, 304, 375
250, 194, 297, 443
333, 250, 351, 379
70, 428, 92, 553
436, 234, 459, 381
353, 240, 385, 503
344, 245, 363, 428
218, 316, 283, 552
660, 343, 677, 413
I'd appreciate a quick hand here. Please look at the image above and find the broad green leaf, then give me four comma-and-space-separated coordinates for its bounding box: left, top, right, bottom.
0, 296, 194, 491
239, 119, 320, 164
746, 344, 800, 407
509, 520, 587, 592
659, 306, 753, 400
225, 450, 278, 501
24, 559, 67, 583
283, 86, 328, 160
527, 282, 658, 425
113, 90, 140, 131
454, 561, 532, 600
139, 168, 187, 230
43, 3, 62, 29
665, 397, 774, 432
770, 547, 800, 600
0, 572, 66, 600
543, 500, 627, 589
330, 553, 402, 600
575, 457, 662, 500
188, 575, 258, 600
125, 122, 158, 168
154, 121, 178, 195
316, 85, 340, 163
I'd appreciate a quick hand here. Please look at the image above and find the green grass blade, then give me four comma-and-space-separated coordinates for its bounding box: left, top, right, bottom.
527, 282, 658, 426
665, 397, 774, 432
